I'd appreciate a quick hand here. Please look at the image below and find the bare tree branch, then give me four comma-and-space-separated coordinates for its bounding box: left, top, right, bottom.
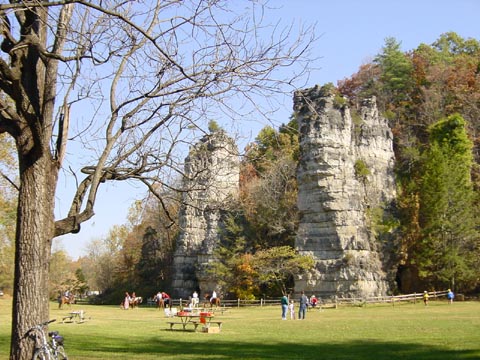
1, 3, 316, 354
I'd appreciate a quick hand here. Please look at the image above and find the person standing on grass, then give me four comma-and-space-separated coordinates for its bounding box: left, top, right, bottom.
298, 291, 309, 319
281, 294, 289, 320
161, 292, 171, 307
447, 289, 454, 304
423, 291, 429, 306
289, 300, 296, 320
123, 292, 131, 309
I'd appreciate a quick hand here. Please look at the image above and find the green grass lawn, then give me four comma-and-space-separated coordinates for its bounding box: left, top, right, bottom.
1, 297, 479, 359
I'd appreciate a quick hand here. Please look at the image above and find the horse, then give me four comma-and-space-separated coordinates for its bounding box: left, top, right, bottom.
129, 296, 143, 308
58, 294, 75, 309
204, 293, 221, 308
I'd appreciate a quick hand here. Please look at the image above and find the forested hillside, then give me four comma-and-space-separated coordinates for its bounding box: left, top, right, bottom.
1, 32, 478, 302
337, 32, 480, 293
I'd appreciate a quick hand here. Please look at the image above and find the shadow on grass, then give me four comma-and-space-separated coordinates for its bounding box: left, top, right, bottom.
75, 335, 479, 360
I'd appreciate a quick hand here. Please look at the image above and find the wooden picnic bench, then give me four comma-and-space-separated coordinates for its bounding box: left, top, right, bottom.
198, 320, 223, 333
62, 310, 86, 323
213, 307, 229, 315
166, 321, 201, 331
202, 321, 223, 329
166, 319, 223, 332
190, 320, 223, 328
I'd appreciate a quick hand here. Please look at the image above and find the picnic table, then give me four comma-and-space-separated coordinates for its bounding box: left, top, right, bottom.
62, 310, 86, 323
166, 311, 222, 332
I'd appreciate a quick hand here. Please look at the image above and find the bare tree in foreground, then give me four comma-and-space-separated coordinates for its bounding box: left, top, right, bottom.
0, 1, 315, 358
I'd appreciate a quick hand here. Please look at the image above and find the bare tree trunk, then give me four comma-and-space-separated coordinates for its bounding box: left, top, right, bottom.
10, 155, 57, 360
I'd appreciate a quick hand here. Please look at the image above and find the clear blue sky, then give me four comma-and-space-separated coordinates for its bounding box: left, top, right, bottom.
55, 0, 480, 259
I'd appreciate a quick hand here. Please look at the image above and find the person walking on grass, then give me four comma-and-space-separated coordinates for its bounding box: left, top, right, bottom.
298, 291, 309, 319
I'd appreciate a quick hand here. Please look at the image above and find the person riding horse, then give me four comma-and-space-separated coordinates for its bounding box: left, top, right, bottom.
58, 291, 75, 309
129, 292, 143, 308
204, 291, 221, 308
210, 290, 217, 305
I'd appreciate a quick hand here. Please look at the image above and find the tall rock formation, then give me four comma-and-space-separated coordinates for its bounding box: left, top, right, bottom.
171, 130, 239, 299
294, 85, 397, 299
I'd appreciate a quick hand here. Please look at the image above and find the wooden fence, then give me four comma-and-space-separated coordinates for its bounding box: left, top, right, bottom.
156, 290, 450, 309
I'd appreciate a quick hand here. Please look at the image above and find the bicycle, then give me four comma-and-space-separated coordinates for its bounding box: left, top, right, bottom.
25, 319, 68, 360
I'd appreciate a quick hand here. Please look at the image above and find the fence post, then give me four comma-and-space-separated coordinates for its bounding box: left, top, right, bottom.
237, 298, 240, 308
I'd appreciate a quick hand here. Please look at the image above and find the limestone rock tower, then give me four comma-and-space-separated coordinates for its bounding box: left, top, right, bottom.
171, 130, 239, 298
294, 85, 397, 299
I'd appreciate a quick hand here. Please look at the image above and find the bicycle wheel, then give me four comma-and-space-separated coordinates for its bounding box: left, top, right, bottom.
32, 347, 50, 360
55, 345, 68, 360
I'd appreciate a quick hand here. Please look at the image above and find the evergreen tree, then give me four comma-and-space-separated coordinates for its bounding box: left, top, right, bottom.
375, 37, 414, 106
418, 114, 479, 291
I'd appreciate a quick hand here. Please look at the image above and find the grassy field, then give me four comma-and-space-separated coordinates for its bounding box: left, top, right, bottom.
1, 297, 479, 359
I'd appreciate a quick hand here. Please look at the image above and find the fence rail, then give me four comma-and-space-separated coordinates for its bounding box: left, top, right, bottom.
157, 290, 450, 309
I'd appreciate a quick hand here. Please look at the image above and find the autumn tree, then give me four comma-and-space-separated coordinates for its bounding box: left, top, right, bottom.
207, 211, 260, 298
337, 62, 381, 104
207, 119, 304, 298
80, 235, 121, 296
78, 190, 181, 303
135, 190, 181, 295
49, 246, 86, 300
80, 208, 146, 302
209, 214, 313, 297
76, 189, 181, 304
0, 1, 315, 357
252, 246, 314, 296
415, 33, 480, 160
241, 120, 300, 248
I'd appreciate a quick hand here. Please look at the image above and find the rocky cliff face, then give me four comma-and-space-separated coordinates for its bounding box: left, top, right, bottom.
171, 130, 239, 298
293, 85, 397, 299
